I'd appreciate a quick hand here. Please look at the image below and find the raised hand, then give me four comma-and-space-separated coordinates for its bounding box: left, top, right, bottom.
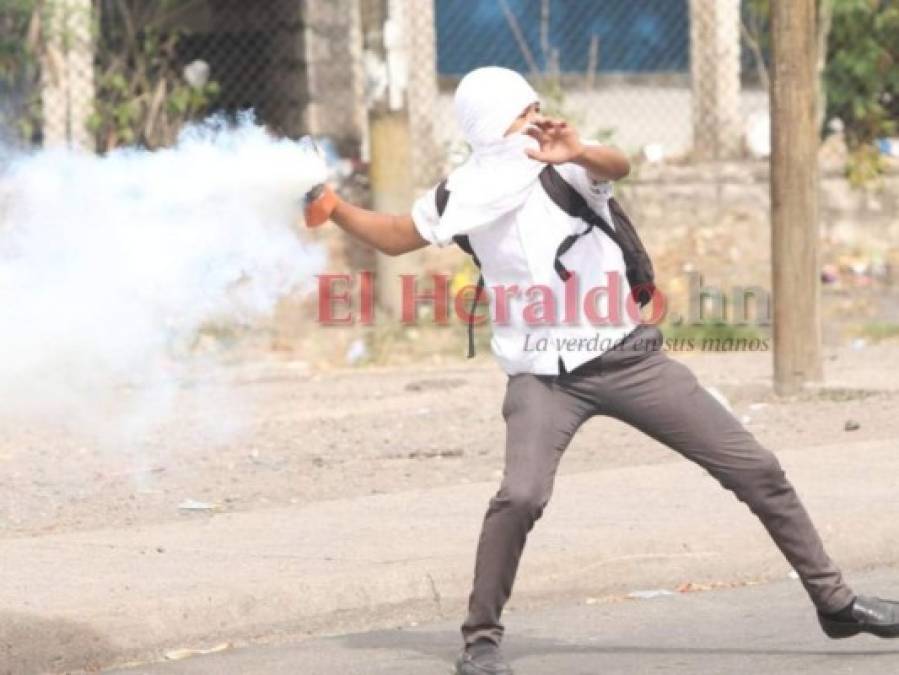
523, 118, 585, 165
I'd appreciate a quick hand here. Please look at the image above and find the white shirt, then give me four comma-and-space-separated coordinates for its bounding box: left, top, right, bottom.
411, 154, 639, 376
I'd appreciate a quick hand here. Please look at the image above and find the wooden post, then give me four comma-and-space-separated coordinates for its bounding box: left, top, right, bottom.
770, 0, 822, 394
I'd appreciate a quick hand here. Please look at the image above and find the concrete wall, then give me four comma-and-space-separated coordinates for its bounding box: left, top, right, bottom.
302, 160, 899, 297
617, 161, 899, 287
614, 160, 899, 339
290, 159, 899, 347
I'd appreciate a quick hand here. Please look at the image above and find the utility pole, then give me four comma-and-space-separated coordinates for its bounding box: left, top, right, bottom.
770, 0, 822, 394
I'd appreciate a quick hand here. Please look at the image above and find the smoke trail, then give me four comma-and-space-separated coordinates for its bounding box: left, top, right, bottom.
0, 116, 327, 437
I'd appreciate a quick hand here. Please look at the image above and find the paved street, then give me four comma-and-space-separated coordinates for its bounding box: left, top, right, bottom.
111, 565, 899, 674
4, 349, 899, 674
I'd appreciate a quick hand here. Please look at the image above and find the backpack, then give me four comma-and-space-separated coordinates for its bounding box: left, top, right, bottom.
435, 164, 655, 358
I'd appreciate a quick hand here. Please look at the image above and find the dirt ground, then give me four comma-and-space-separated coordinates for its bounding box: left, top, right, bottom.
3, 339, 898, 540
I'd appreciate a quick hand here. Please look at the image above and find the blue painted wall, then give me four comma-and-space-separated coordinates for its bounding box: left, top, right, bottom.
435, 0, 690, 75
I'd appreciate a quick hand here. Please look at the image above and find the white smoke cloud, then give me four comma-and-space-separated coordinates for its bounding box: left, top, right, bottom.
0, 116, 327, 438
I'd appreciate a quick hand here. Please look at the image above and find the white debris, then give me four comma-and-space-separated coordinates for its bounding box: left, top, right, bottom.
345, 338, 368, 365
165, 642, 231, 661
183, 60, 210, 89
745, 111, 771, 158
705, 386, 733, 413
177, 499, 218, 512
642, 143, 666, 164
627, 589, 674, 600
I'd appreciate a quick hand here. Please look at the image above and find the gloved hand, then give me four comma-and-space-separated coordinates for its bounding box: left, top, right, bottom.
303, 183, 340, 228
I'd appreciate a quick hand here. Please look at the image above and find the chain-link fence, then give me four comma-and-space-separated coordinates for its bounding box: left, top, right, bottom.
0, 0, 896, 358
0, 1, 895, 171
424, 0, 896, 177
431, 0, 718, 161
0, 0, 366, 154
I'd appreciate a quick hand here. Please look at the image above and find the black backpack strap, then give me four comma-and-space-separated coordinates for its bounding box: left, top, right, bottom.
455, 239, 484, 358
607, 196, 657, 305
436, 179, 482, 267
538, 165, 622, 282
434, 178, 484, 358
453, 234, 481, 269
464, 274, 485, 358
435, 178, 450, 216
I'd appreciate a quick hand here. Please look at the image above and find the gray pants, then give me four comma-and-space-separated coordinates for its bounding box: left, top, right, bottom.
461, 325, 855, 646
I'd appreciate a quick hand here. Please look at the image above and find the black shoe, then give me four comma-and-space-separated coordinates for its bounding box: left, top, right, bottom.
818, 594, 899, 638
454, 639, 514, 674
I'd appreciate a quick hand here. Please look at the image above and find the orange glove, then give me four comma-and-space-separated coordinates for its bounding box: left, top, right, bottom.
303, 183, 340, 228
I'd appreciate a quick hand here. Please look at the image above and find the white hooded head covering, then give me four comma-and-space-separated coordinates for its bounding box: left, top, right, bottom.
441, 67, 545, 234
453, 66, 540, 149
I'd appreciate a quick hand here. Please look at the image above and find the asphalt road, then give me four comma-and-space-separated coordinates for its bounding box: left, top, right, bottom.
109, 564, 899, 675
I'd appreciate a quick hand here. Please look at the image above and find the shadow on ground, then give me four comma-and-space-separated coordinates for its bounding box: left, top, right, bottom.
0, 610, 116, 675
336, 628, 899, 670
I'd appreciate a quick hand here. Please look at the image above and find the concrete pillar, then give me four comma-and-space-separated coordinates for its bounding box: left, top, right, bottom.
301, 0, 366, 156
41, 0, 95, 151
369, 110, 417, 319
362, 0, 428, 319
689, 0, 742, 160
403, 0, 440, 189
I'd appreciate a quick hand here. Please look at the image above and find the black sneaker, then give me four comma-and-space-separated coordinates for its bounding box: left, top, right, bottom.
454, 638, 514, 674
818, 594, 899, 638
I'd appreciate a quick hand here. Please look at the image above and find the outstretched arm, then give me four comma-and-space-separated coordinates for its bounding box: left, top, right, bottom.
305, 186, 429, 256
524, 118, 630, 181
331, 200, 428, 256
